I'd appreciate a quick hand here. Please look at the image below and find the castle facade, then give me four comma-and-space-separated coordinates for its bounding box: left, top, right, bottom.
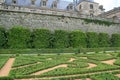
0, 0, 104, 16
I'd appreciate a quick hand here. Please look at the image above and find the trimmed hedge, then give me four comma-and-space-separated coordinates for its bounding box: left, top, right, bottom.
32, 29, 51, 48
111, 34, 120, 47
69, 30, 86, 48
53, 30, 69, 48
0, 27, 7, 48
7, 26, 31, 48
0, 26, 120, 49
86, 32, 99, 48
0, 77, 13, 80
98, 33, 110, 47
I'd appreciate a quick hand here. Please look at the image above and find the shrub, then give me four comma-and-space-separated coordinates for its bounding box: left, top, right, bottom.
7, 26, 31, 48
98, 33, 110, 47
86, 32, 99, 48
0, 77, 13, 80
0, 27, 7, 48
111, 34, 120, 47
69, 30, 86, 48
32, 29, 51, 48
53, 30, 69, 48
117, 53, 120, 57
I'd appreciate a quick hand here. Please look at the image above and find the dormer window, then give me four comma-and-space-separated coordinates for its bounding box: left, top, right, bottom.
67, 3, 73, 11
31, 0, 35, 5
41, 0, 48, 7
43, 1, 46, 6
52, 1, 57, 9
70, 6, 73, 9
53, 3, 57, 8
12, 0, 16, 4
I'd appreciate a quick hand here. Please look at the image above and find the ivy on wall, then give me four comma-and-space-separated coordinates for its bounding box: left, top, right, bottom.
82, 18, 119, 26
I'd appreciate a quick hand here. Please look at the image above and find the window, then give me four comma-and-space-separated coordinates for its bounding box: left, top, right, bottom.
53, 3, 57, 8
90, 4, 93, 9
31, 1, 35, 5
12, 0, 16, 4
70, 6, 73, 10
79, 5, 81, 10
90, 13, 93, 17
43, 1, 46, 6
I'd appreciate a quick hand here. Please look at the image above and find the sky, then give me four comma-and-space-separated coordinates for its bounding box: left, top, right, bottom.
66, 0, 120, 11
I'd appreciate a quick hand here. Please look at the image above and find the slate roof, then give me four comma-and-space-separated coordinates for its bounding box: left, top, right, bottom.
5, 0, 94, 10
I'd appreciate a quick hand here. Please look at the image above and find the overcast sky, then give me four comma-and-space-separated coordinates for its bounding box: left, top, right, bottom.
66, 0, 120, 11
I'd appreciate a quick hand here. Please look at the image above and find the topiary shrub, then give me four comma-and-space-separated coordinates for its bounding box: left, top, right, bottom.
53, 30, 69, 48
7, 26, 31, 48
111, 34, 120, 47
69, 30, 86, 48
32, 29, 51, 48
0, 27, 7, 48
86, 32, 99, 48
98, 33, 110, 47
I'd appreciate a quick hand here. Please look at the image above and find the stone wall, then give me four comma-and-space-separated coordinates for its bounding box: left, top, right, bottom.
0, 11, 120, 35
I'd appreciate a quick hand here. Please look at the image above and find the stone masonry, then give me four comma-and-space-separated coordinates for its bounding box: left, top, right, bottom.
0, 11, 120, 35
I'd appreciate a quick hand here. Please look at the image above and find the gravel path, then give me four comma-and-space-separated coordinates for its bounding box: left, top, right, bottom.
101, 59, 116, 65
0, 58, 15, 77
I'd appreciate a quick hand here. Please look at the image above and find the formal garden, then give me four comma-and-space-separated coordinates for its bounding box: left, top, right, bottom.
0, 26, 120, 80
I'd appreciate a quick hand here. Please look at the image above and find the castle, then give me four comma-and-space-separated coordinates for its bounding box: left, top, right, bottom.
0, 0, 105, 16
0, 0, 120, 35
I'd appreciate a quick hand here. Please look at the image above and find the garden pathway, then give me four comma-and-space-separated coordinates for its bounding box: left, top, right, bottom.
75, 78, 91, 80
87, 63, 97, 69
68, 58, 76, 62
101, 59, 116, 65
115, 74, 120, 78
0, 58, 15, 77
